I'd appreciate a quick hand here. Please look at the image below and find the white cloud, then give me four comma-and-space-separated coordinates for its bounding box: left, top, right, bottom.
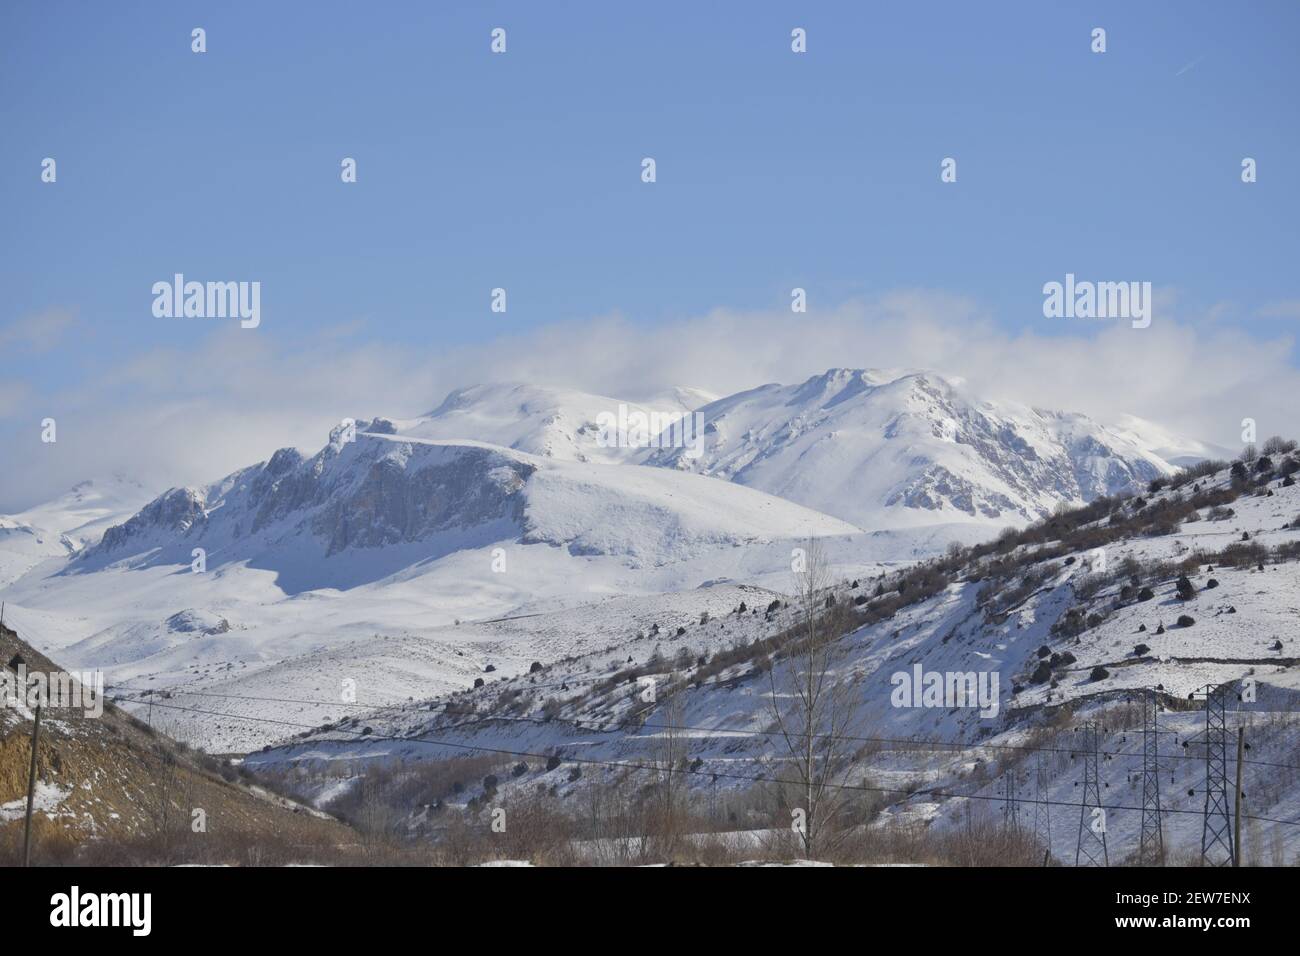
1, 292, 1295, 512
0, 307, 79, 354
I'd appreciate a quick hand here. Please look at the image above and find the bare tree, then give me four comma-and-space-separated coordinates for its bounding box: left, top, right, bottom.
766, 538, 862, 860
649, 689, 688, 860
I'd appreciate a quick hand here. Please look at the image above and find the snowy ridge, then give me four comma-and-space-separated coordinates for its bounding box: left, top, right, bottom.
644, 369, 1177, 529
0, 475, 153, 586
0, 368, 1226, 762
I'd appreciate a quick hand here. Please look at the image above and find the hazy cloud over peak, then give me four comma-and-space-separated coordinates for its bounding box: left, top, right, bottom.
1, 292, 1295, 512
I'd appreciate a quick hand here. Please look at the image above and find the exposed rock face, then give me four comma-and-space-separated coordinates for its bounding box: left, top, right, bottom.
89, 422, 534, 561
98, 487, 208, 551
310, 446, 531, 555
165, 609, 230, 636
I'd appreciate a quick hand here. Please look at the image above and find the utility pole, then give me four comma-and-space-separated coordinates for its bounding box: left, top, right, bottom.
1002, 768, 1020, 831
1198, 682, 1235, 867
1075, 722, 1108, 866
1033, 751, 1052, 862
1138, 689, 1165, 866
22, 703, 42, 867
1233, 726, 1244, 867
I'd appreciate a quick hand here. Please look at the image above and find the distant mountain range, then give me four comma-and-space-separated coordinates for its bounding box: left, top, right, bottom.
0, 368, 1225, 747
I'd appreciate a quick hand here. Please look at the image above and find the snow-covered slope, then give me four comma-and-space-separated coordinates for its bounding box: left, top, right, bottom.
643, 369, 1176, 529
76, 423, 856, 582
0, 421, 861, 738
1108, 413, 1236, 468
7, 474, 153, 542
0, 475, 153, 586
396, 383, 707, 464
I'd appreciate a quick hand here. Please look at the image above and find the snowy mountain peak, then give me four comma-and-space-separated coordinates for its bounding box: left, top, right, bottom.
407, 383, 695, 464
644, 367, 1175, 529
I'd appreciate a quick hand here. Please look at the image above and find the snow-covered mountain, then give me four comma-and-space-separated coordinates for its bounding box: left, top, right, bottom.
643, 369, 1177, 529
78, 422, 855, 585
0, 417, 862, 711
70, 365, 1177, 590
0, 368, 1218, 752
0, 475, 152, 586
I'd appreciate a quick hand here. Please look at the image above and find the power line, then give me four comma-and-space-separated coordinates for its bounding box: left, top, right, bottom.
108, 693, 1300, 828
106, 683, 1300, 773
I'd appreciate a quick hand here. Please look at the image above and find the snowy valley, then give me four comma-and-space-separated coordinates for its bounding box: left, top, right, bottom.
2, 368, 1296, 865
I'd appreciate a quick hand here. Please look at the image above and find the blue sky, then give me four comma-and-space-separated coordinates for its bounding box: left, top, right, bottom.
2, 1, 1299, 509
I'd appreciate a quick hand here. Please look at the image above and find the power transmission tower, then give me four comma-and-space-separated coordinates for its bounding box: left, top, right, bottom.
1075, 721, 1108, 866
1138, 689, 1165, 865
1197, 682, 1235, 866
1033, 751, 1052, 862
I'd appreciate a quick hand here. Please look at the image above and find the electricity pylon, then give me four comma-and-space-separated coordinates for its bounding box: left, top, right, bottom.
1075, 722, 1108, 866
1137, 688, 1165, 866
1196, 682, 1235, 867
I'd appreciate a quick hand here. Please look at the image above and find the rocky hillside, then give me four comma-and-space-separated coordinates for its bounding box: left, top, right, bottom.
0, 622, 354, 865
